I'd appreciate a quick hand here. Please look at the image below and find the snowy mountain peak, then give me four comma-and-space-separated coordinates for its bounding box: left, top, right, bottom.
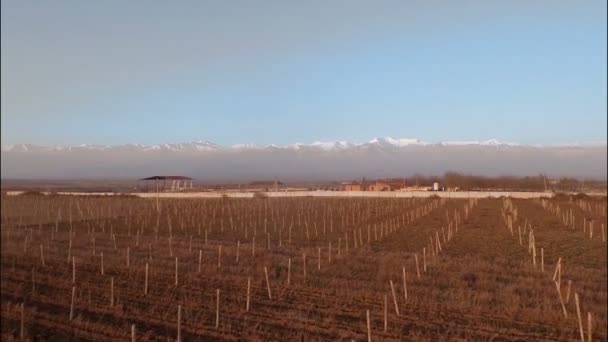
2, 137, 605, 153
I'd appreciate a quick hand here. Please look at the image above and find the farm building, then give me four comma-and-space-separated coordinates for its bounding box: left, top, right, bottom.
368, 179, 405, 191
342, 181, 368, 191
342, 179, 405, 191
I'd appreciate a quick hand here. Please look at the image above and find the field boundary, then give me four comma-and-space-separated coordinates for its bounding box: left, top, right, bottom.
4, 190, 553, 199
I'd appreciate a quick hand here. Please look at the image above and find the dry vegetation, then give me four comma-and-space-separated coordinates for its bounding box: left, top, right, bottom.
1, 193, 606, 341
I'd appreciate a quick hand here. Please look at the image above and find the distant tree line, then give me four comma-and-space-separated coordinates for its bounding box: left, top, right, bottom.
397, 172, 606, 192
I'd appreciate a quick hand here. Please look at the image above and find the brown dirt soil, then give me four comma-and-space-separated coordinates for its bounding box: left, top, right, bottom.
1, 196, 606, 341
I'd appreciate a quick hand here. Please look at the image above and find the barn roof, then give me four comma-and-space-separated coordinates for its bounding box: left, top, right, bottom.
140, 176, 193, 180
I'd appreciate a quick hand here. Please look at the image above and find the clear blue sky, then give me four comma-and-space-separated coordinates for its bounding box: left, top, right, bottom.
1, 0, 606, 146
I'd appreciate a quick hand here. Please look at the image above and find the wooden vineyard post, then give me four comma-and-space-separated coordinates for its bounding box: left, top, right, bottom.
198, 250, 202, 273
575, 293, 584, 342
541, 248, 544, 272
40, 244, 45, 267
366, 310, 371, 342
70, 286, 76, 321
175, 257, 179, 286
423, 248, 427, 272
402, 268, 407, 301
554, 281, 568, 318
303, 253, 307, 279
318, 247, 321, 271
553, 257, 562, 284
101, 253, 104, 275
328, 242, 332, 264
110, 277, 114, 307
218, 245, 222, 269
131, 324, 136, 342
287, 258, 291, 285
390, 280, 400, 316
236, 241, 240, 263
246, 277, 251, 312
383, 294, 388, 332
145, 262, 149, 295
602, 224, 605, 242
72, 257, 76, 284
587, 312, 592, 342
264, 267, 272, 299
215, 289, 220, 329
518, 225, 522, 245
415, 254, 420, 278
177, 304, 182, 342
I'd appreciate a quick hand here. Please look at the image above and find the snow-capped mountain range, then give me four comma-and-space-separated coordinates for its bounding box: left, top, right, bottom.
2, 137, 606, 152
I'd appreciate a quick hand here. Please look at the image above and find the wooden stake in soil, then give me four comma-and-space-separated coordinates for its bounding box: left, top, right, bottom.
423, 247, 427, 272
587, 312, 592, 342
215, 289, 220, 329
303, 253, 307, 279
264, 266, 272, 299
236, 240, 240, 263
198, 250, 202, 273
541, 248, 544, 272
175, 257, 178, 286
366, 310, 371, 342
131, 324, 136, 342
390, 280, 400, 316
402, 268, 408, 301
318, 247, 321, 271
144, 263, 148, 295
218, 245, 222, 268
518, 225, 522, 245
40, 244, 45, 267
72, 256, 76, 284
101, 252, 104, 275
287, 258, 291, 285
575, 293, 584, 342
554, 281, 568, 318
552, 257, 562, 284
246, 277, 251, 312
70, 286, 76, 321
414, 254, 420, 278
110, 277, 114, 307
177, 304, 182, 342
383, 294, 388, 332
